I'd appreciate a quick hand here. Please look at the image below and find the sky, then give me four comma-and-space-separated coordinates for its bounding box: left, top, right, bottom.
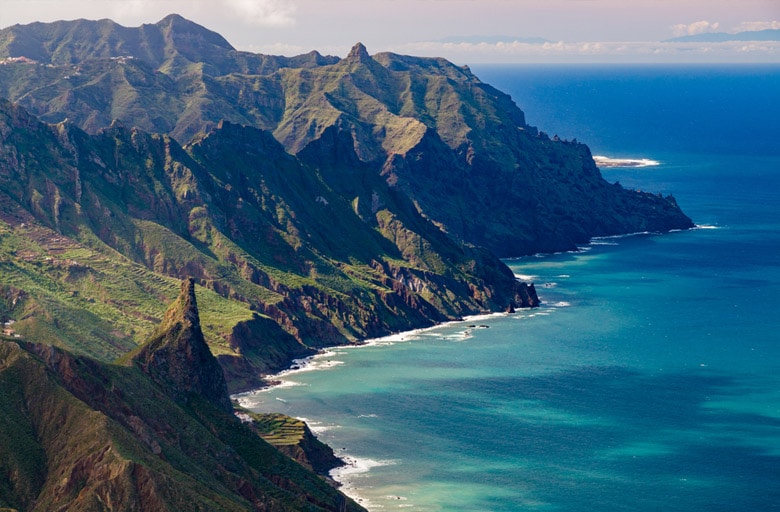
1, 0, 779, 64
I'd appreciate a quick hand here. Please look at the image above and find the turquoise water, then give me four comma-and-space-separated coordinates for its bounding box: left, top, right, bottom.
241, 66, 780, 511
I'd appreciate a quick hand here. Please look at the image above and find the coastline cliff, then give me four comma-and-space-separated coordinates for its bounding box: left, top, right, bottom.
0, 15, 690, 399
0, 14, 697, 510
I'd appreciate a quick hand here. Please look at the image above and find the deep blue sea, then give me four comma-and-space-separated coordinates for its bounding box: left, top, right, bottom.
240, 65, 780, 511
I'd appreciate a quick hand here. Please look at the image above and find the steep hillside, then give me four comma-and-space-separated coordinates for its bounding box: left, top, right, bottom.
0, 15, 693, 257
0, 14, 695, 512
0, 97, 534, 390
0, 13, 692, 388
0, 283, 363, 511
0, 14, 338, 142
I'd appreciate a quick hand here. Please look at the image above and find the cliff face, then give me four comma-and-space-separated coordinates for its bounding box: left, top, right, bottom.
0, 15, 692, 387
0, 15, 696, 512
0, 17, 693, 254
246, 412, 345, 477
0, 98, 524, 390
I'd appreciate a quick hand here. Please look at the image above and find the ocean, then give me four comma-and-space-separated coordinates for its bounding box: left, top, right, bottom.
239, 65, 780, 511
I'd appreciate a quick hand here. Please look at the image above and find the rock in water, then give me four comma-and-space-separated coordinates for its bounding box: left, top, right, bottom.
132, 278, 232, 412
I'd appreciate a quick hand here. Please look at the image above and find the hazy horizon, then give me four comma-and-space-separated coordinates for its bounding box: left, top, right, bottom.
1, 0, 779, 64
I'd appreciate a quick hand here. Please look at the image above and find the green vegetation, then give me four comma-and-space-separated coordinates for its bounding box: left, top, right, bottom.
0, 14, 692, 390
0, 95, 525, 391
0, 14, 695, 511
249, 412, 309, 446
0, 339, 364, 511
0, 15, 692, 256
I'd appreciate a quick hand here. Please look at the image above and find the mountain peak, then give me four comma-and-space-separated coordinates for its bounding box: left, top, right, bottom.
346, 42, 371, 62
163, 277, 200, 330
155, 13, 234, 51
131, 278, 232, 412
157, 13, 188, 25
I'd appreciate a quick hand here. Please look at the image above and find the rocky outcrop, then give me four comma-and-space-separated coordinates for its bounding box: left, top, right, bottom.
0, 98, 530, 393
131, 278, 232, 412
0, 17, 693, 255
513, 282, 540, 309
247, 412, 344, 477
0, 339, 365, 511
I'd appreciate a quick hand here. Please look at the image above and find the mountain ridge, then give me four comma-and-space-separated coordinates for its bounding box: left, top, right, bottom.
0, 96, 536, 391
0, 14, 696, 510
0, 14, 691, 387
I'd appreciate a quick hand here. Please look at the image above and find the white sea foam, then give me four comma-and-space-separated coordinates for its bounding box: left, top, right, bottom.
514, 273, 538, 282
330, 455, 398, 509
236, 312, 515, 399
462, 312, 506, 322
233, 394, 260, 408
270, 379, 304, 389
552, 301, 572, 308
296, 417, 337, 434
275, 352, 345, 378
694, 224, 721, 230
358, 326, 437, 346
444, 330, 473, 342
330, 454, 398, 477
232, 378, 305, 407
234, 412, 253, 424
592, 155, 661, 168
591, 231, 653, 242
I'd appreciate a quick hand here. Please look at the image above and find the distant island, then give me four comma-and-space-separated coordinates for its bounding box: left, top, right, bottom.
664, 28, 780, 43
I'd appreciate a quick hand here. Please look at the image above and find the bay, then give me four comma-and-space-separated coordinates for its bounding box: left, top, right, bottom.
240, 65, 780, 511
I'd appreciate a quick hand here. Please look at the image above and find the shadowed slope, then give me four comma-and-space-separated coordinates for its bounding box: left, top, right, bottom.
0, 17, 692, 254
0, 97, 528, 390
0, 296, 365, 510
129, 278, 232, 412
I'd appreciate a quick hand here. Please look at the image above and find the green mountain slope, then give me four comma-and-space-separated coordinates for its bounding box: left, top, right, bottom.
0, 15, 692, 257
0, 13, 692, 387
0, 97, 534, 390
0, 282, 363, 512
0, 14, 696, 512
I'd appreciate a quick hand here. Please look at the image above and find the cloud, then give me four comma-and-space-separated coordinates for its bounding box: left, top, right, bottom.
1, 0, 297, 28
671, 20, 720, 37
389, 39, 780, 64
732, 21, 780, 32
243, 42, 314, 56
224, 0, 297, 26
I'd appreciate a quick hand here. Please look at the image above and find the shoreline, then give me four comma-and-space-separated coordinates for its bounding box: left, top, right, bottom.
233, 223, 699, 395
231, 311, 512, 398
230, 226, 691, 500
231, 226, 696, 507
232, 310, 514, 506
236, 301, 577, 509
